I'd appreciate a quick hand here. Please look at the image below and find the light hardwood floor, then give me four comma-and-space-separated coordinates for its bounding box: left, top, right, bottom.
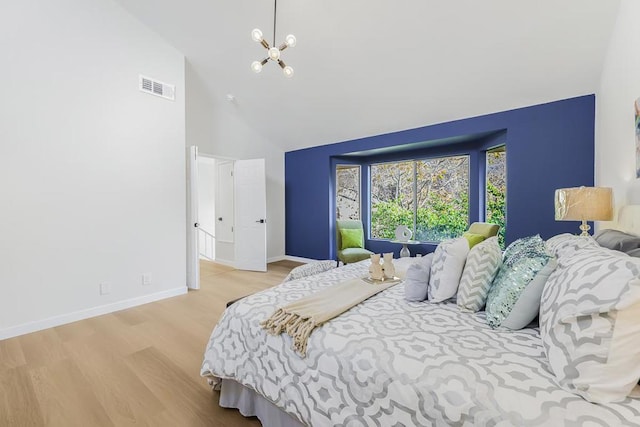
0, 260, 302, 427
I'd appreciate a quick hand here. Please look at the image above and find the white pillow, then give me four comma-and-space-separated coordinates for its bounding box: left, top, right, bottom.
457, 237, 502, 312
540, 243, 640, 403
404, 254, 433, 302
428, 237, 469, 303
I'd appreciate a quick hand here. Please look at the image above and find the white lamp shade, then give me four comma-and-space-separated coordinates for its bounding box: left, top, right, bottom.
555, 186, 613, 221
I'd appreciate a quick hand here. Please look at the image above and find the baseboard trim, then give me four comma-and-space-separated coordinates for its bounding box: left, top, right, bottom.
267, 255, 286, 263
0, 286, 188, 341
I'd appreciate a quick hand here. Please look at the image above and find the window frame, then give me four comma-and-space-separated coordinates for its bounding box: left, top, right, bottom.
368, 153, 471, 244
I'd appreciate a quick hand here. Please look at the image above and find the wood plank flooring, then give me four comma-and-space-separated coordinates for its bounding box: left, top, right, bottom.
0, 260, 301, 427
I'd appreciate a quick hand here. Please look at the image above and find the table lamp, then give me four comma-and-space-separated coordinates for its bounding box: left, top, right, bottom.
555, 186, 613, 236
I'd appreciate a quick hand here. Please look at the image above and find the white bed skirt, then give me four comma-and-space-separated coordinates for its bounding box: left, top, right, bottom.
219, 379, 305, 427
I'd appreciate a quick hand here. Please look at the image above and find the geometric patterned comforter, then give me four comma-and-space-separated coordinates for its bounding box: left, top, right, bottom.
201, 259, 640, 426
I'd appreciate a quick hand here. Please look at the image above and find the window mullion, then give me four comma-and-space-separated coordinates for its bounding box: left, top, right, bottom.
413, 161, 417, 238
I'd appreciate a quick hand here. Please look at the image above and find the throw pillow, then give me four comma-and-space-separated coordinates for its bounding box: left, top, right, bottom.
457, 237, 502, 312
284, 260, 337, 282
499, 258, 557, 329
627, 248, 640, 258
462, 232, 486, 249
594, 228, 640, 253
340, 228, 363, 250
545, 233, 598, 258
404, 254, 434, 302
485, 235, 551, 329
540, 244, 640, 403
428, 237, 469, 303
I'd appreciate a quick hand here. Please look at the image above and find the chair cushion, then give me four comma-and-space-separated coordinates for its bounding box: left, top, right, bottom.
338, 248, 373, 264
340, 228, 364, 250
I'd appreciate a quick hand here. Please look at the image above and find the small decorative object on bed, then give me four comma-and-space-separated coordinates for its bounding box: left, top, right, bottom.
368, 253, 384, 280
381, 252, 395, 279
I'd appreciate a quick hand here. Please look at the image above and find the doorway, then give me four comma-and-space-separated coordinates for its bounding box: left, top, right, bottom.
186, 146, 267, 290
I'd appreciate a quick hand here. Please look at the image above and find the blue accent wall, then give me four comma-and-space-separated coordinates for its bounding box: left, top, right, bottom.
285, 95, 595, 260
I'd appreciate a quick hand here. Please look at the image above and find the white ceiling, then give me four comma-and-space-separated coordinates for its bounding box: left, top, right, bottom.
114, 0, 620, 152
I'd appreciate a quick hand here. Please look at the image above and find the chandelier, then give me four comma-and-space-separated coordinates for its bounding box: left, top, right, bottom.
250, 0, 296, 78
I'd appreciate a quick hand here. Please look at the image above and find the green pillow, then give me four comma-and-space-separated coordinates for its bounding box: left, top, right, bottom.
463, 232, 486, 248
340, 228, 364, 250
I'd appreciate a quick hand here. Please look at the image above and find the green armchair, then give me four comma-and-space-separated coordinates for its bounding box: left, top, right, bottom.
336, 220, 374, 266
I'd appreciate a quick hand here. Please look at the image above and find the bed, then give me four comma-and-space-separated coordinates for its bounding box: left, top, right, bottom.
201, 258, 640, 426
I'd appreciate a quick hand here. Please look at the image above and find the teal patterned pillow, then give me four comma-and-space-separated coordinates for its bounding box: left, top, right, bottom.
485, 235, 551, 329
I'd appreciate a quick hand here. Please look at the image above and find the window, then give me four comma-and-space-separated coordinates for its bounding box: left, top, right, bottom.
486, 146, 506, 247
370, 156, 469, 242
336, 165, 361, 220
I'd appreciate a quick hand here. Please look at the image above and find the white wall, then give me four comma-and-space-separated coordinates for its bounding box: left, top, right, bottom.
186, 63, 285, 262
197, 157, 217, 236
0, 0, 186, 337
596, 0, 640, 233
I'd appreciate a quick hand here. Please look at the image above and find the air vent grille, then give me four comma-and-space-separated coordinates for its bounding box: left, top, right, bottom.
139, 75, 175, 101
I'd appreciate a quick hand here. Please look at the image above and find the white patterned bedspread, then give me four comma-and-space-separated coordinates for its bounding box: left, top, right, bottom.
201, 260, 640, 426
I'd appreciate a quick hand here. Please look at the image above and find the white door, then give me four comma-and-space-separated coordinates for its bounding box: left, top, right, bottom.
234, 159, 267, 272
186, 146, 200, 289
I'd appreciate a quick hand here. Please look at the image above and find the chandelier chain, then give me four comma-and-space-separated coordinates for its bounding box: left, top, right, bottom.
273, 0, 277, 47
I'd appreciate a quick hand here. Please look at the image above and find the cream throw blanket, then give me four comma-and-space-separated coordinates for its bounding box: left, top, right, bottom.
261, 277, 400, 356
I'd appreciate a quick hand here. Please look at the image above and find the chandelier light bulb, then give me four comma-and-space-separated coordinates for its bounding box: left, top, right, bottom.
285, 34, 297, 48
268, 47, 281, 61
251, 28, 263, 42
251, 61, 263, 73
283, 66, 294, 78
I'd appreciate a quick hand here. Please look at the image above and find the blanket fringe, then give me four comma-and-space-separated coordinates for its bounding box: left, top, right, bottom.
260, 308, 316, 356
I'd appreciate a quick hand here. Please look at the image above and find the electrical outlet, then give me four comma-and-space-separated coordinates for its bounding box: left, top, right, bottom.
142, 273, 152, 286
99, 282, 111, 295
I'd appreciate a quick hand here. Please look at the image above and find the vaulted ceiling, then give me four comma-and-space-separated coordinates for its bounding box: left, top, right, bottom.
114, 0, 620, 152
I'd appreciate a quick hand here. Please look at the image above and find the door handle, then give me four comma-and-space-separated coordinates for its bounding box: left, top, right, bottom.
256, 219, 266, 223
218, 217, 223, 221
194, 223, 199, 228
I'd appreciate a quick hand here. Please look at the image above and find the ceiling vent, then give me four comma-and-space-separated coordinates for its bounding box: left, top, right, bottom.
139, 75, 175, 101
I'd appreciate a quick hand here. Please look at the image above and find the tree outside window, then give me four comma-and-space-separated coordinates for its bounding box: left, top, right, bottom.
370, 156, 469, 242
486, 147, 507, 247
336, 165, 360, 220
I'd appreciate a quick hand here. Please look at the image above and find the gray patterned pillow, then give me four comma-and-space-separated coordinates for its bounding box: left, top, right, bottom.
545, 233, 598, 258
457, 237, 502, 312
283, 260, 337, 282
540, 243, 640, 403
485, 235, 551, 329
428, 237, 469, 303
